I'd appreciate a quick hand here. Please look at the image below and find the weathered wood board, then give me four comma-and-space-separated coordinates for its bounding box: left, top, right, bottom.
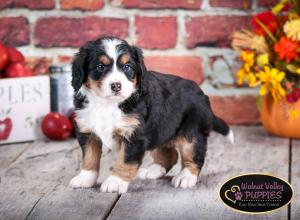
2, 139, 81, 184
0, 127, 294, 220
27, 185, 118, 220
0, 142, 30, 172
291, 139, 300, 220
108, 126, 290, 220
0, 139, 120, 220
0, 176, 55, 220
1, 138, 119, 185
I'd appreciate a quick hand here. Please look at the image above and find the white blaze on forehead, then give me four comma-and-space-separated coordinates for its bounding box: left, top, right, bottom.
102, 38, 122, 62
100, 38, 135, 100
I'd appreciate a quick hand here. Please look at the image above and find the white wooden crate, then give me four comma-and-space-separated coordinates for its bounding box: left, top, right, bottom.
0, 75, 50, 144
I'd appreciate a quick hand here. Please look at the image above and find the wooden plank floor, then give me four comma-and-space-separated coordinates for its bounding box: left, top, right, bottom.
0, 126, 298, 220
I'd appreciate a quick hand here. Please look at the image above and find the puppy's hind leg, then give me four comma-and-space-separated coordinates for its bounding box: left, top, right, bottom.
138, 146, 178, 180
171, 135, 207, 188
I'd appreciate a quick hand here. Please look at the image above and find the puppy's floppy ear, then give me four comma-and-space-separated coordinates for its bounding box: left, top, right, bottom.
71, 43, 91, 92
132, 46, 146, 73
131, 46, 147, 88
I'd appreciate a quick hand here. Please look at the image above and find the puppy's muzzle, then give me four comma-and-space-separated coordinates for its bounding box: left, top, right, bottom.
111, 82, 122, 93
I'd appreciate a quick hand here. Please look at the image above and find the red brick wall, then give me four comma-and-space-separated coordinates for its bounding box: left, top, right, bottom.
0, 0, 277, 124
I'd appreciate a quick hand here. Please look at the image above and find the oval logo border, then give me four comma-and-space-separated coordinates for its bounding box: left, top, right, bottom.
219, 173, 295, 215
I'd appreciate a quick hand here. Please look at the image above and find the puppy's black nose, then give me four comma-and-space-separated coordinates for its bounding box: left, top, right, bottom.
111, 82, 122, 93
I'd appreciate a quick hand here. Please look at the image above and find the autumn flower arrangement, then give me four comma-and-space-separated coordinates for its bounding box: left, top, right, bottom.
232, 0, 300, 119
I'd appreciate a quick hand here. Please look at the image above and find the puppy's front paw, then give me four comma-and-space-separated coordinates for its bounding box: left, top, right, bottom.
171, 168, 197, 188
138, 163, 166, 179
100, 175, 129, 194
69, 170, 98, 188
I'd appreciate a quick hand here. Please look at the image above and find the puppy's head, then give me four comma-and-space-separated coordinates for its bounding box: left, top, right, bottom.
72, 37, 146, 103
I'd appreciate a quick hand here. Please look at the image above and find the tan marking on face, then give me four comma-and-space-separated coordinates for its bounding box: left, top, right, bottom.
151, 146, 178, 171
113, 114, 140, 140
119, 54, 130, 65
84, 78, 102, 96
111, 142, 139, 182
82, 135, 102, 171
99, 55, 110, 65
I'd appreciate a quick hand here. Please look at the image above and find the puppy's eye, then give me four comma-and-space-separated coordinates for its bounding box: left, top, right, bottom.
97, 64, 105, 72
123, 64, 131, 73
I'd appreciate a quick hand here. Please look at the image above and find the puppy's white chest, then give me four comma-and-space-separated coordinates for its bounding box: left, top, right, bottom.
76, 100, 122, 150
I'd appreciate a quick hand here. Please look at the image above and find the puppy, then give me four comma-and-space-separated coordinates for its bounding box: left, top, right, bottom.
69, 37, 234, 193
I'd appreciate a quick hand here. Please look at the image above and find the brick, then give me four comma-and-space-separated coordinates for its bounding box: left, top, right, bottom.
0, 0, 54, 9
110, 0, 202, 9
26, 57, 53, 75
185, 16, 251, 48
144, 56, 204, 84
0, 17, 30, 46
136, 16, 177, 49
210, 95, 260, 125
257, 0, 277, 7
210, 0, 252, 9
58, 56, 73, 64
60, 0, 104, 10
34, 17, 128, 48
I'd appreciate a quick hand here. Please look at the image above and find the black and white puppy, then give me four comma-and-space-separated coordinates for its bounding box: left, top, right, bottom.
69, 37, 234, 193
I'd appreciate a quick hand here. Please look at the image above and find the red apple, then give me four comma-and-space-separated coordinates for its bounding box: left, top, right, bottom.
0, 43, 9, 71
7, 47, 25, 63
0, 118, 13, 140
4, 62, 32, 78
41, 112, 73, 140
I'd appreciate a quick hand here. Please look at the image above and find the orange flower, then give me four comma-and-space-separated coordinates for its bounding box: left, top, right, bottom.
274, 37, 300, 63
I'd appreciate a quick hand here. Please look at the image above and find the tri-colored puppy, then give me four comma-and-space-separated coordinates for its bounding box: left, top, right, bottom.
69, 37, 234, 193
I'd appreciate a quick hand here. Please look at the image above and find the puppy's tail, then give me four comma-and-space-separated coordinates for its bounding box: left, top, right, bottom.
212, 115, 234, 144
